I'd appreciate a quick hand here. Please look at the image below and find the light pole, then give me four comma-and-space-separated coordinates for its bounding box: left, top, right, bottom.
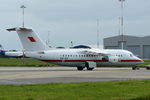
20, 5, 26, 28
97, 19, 100, 48
118, 17, 121, 36
119, 0, 125, 49
46, 31, 51, 47
20, 5, 27, 65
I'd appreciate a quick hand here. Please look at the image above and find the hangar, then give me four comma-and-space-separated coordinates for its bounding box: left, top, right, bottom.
104, 35, 150, 59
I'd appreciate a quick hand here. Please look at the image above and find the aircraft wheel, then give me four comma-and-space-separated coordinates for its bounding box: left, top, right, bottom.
136, 67, 140, 70
132, 67, 140, 70
87, 67, 94, 70
132, 67, 136, 70
77, 67, 84, 70
146, 67, 150, 70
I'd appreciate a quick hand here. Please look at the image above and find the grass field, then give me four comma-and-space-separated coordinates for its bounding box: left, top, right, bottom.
0, 80, 150, 100
0, 58, 54, 67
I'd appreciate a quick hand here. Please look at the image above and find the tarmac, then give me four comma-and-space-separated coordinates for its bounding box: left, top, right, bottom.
0, 67, 150, 85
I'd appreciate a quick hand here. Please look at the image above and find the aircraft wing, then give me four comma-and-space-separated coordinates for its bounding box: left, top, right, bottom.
79, 49, 110, 56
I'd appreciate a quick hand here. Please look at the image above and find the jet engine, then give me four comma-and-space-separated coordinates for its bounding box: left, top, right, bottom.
108, 56, 119, 63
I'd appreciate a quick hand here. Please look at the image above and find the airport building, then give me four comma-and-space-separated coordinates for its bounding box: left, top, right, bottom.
104, 35, 150, 59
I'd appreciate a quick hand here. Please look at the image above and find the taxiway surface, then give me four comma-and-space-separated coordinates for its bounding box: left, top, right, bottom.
0, 67, 150, 85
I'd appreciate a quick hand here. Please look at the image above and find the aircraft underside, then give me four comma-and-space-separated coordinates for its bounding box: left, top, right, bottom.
41, 60, 141, 70
52, 62, 140, 67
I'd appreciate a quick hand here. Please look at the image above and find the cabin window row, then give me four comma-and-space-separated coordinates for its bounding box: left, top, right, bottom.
116, 55, 123, 57
61, 55, 100, 57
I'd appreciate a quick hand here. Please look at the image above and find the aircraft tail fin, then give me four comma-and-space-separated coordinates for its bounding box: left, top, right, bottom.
7, 27, 49, 51
0, 50, 5, 55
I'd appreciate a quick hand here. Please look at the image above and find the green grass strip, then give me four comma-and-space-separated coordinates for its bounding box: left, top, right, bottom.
0, 58, 55, 67
0, 80, 150, 100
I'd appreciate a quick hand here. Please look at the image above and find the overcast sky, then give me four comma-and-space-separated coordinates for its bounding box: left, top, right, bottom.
0, 0, 150, 50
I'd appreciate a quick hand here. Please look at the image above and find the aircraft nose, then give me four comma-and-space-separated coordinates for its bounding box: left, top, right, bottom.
137, 58, 144, 63
140, 59, 144, 63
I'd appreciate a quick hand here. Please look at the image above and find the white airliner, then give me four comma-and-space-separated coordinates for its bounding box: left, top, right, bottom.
0, 45, 23, 58
7, 27, 143, 70
0, 49, 23, 58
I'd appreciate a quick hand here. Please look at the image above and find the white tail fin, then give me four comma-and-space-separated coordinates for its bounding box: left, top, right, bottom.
7, 27, 49, 51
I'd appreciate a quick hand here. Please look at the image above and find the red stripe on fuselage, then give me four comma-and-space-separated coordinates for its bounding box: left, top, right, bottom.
41, 60, 108, 62
41, 60, 143, 63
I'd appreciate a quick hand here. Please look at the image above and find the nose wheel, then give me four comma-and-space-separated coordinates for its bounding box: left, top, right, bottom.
132, 66, 140, 70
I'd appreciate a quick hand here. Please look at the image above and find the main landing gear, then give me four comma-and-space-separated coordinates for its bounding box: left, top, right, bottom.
77, 62, 96, 71
77, 67, 94, 71
86, 67, 94, 70
77, 67, 85, 71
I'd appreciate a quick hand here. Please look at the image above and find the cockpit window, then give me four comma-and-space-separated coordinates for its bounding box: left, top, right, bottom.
130, 54, 133, 57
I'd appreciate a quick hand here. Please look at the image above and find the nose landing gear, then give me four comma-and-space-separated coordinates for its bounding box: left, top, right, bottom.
132, 66, 140, 70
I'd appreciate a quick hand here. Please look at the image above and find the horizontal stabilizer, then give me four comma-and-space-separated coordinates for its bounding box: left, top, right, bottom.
7, 27, 32, 32
7, 28, 16, 31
